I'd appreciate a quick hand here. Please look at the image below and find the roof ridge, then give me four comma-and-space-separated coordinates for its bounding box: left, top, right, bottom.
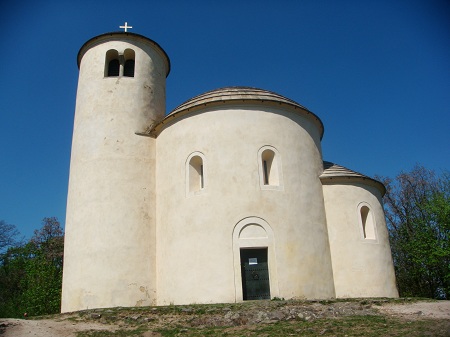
168, 86, 311, 115
321, 161, 386, 195
322, 161, 366, 177
146, 87, 324, 140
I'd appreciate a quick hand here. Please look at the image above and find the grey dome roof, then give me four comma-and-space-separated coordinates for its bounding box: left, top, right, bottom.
169, 87, 310, 115
147, 87, 324, 137
320, 161, 386, 195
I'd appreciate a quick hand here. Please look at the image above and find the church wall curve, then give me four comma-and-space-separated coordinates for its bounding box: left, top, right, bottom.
322, 182, 399, 298
155, 105, 335, 305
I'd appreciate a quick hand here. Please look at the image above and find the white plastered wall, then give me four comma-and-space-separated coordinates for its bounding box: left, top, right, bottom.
322, 182, 398, 298
155, 105, 335, 305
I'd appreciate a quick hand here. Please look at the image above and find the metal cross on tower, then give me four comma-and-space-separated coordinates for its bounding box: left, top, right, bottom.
119, 22, 133, 32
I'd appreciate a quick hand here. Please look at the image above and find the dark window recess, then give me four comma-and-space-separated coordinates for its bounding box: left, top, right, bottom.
108, 59, 120, 77
124, 60, 135, 77
200, 165, 204, 189
263, 160, 269, 185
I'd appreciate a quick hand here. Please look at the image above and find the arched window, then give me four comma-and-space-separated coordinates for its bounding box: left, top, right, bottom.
186, 152, 206, 195
104, 48, 135, 78
105, 49, 120, 77
123, 49, 135, 77
189, 156, 204, 192
258, 146, 282, 190
108, 60, 120, 76
124, 60, 135, 77
261, 149, 276, 185
360, 205, 376, 240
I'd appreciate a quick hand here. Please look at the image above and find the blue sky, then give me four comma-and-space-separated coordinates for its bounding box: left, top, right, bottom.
1, 0, 449, 239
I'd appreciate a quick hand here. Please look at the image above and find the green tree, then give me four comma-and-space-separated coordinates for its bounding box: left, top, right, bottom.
0, 217, 64, 317
22, 217, 64, 315
0, 220, 21, 254
378, 166, 450, 298
0, 243, 31, 317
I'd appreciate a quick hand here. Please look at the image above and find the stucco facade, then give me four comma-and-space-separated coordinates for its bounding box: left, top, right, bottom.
61, 32, 398, 313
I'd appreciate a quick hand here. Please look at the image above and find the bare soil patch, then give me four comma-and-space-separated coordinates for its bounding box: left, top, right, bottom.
0, 318, 119, 337
377, 300, 450, 319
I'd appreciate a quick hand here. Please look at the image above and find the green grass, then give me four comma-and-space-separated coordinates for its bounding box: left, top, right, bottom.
154, 316, 450, 337
76, 326, 148, 337
75, 316, 450, 337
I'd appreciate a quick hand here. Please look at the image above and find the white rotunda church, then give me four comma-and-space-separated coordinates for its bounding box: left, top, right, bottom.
61, 31, 398, 312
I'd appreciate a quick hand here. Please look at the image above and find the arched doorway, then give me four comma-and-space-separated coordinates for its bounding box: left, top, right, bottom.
232, 217, 279, 301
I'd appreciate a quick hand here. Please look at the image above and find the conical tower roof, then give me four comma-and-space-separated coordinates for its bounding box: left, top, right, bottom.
320, 161, 386, 195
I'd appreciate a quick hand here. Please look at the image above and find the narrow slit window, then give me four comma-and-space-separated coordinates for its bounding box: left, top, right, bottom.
188, 155, 204, 193
360, 205, 376, 239
200, 164, 204, 189
263, 160, 269, 185
261, 149, 279, 186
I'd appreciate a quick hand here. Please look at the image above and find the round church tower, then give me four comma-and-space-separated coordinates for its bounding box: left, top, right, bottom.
61, 32, 170, 312
320, 162, 398, 298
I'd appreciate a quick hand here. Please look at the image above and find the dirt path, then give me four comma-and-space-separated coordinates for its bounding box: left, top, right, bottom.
0, 318, 119, 337
377, 300, 450, 319
1, 300, 449, 337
